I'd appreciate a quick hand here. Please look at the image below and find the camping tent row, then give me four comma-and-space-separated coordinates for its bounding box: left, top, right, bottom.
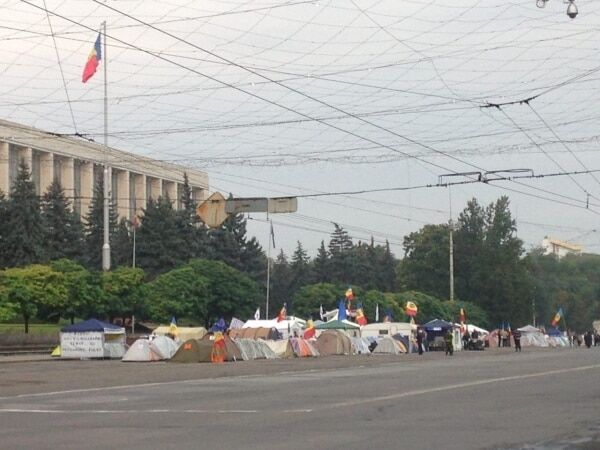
486, 325, 570, 348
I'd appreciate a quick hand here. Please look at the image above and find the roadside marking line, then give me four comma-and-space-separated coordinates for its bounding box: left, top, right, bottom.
323, 363, 600, 409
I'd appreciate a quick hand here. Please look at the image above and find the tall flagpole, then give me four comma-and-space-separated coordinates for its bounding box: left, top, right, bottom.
101, 21, 111, 271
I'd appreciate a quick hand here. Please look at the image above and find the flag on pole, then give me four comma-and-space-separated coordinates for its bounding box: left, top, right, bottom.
270, 221, 276, 248
406, 301, 418, 317
303, 319, 316, 339
345, 287, 354, 301
82, 33, 102, 83
355, 303, 367, 326
551, 307, 563, 327
276, 303, 287, 322
319, 304, 324, 320
337, 299, 347, 321
169, 316, 178, 337
375, 303, 379, 322
254, 307, 260, 320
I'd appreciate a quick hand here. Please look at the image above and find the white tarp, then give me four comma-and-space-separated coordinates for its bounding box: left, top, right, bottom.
243, 318, 304, 339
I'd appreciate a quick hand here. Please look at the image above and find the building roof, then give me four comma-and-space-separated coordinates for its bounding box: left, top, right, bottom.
0, 118, 208, 188
544, 237, 582, 252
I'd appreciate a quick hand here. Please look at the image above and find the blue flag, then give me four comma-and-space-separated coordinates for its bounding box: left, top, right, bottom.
338, 299, 347, 321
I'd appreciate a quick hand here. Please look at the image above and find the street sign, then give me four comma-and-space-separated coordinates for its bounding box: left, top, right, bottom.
197, 192, 228, 228
268, 197, 297, 213
225, 197, 268, 214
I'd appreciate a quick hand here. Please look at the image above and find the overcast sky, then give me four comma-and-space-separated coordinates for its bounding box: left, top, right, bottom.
1, 0, 599, 258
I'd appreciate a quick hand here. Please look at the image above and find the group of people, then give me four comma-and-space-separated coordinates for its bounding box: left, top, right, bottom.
569, 330, 600, 348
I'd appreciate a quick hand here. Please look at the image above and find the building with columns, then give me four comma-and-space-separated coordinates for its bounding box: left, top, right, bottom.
0, 119, 208, 220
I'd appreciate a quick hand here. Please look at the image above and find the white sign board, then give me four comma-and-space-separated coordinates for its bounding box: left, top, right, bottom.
60, 332, 104, 358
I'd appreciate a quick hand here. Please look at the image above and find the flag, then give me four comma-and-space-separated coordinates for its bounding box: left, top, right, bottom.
337, 299, 347, 321
355, 303, 367, 326
406, 301, 418, 317
254, 307, 260, 320
131, 214, 141, 229
211, 331, 226, 363
169, 316, 178, 337
551, 308, 563, 327
277, 303, 287, 322
229, 317, 244, 329
210, 317, 227, 333
82, 33, 102, 83
304, 319, 316, 339
270, 221, 276, 248
319, 304, 324, 320
345, 287, 354, 300
375, 303, 379, 322
460, 308, 466, 324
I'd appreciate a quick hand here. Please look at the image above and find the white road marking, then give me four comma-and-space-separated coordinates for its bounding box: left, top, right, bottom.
1, 363, 598, 416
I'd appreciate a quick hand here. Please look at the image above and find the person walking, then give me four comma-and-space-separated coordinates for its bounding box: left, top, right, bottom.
513, 328, 522, 352
416, 328, 424, 355
444, 329, 454, 356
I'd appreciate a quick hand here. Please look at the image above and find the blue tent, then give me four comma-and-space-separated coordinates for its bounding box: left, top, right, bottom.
61, 318, 123, 333
209, 318, 228, 333
422, 319, 453, 332
547, 327, 562, 337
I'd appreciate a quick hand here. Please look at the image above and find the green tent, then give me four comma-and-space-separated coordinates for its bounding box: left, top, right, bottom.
169, 339, 213, 363
315, 319, 360, 330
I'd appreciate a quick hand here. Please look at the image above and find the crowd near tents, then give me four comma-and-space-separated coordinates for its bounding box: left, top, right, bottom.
52, 299, 583, 363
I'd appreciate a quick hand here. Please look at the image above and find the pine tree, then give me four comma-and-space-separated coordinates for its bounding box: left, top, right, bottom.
0, 190, 9, 268
4, 161, 45, 266
41, 180, 84, 262
83, 177, 118, 270
270, 249, 291, 309
136, 196, 189, 276
289, 241, 311, 311
112, 218, 132, 267
312, 240, 330, 283
328, 223, 354, 284
177, 172, 209, 260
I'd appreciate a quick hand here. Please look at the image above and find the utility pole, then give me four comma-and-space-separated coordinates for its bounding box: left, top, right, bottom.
449, 219, 455, 302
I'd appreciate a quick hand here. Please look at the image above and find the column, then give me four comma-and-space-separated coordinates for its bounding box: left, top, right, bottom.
18, 146, 32, 171
133, 173, 146, 217
115, 169, 130, 220
163, 180, 177, 206
60, 156, 75, 202
79, 161, 94, 219
39, 151, 54, 194
0, 142, 9, 193
149, 177, 162, 201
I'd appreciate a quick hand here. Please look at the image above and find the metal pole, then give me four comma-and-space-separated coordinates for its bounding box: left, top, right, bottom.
101, 21, 111, 271
265, 217, 271, 320
448, 187, 454, 302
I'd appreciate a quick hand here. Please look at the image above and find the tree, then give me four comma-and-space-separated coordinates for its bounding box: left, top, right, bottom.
289, 241, 311, 310
270, 249, 291, 310
3, 161, 45, 267
311, 240, 330, 283
209, 210, 266, 283
135, 196, 189, 276
101, 267, 145, 322
328, 223, 354, 284
41, 180, 84, 262
292, 283, 344, 319
186, 259, 262, 326
177, 172, 210, 260
83, 177, 118, 270
0, 265, 66, 332
397, 224, 450, 300
144, 266, 209, 322
50, 259, 102, 323
0, 190, 9, 268
112, 218, 132, 268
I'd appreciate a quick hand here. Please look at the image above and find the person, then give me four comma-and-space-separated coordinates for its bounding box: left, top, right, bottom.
444, 329, 454, 356
416, 328, 424, 355
462, 331, 470, 350
512, 328, 522, 352
584, 331, 593, 349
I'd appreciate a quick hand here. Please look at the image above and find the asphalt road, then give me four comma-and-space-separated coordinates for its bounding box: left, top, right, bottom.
0, 347, 599, 450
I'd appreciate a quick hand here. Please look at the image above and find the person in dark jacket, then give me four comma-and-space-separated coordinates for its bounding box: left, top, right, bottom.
512, 329, 522, 352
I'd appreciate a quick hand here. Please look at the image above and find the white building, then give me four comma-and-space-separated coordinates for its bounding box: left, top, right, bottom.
541, 236, 582, 259
0, 119, 208, 220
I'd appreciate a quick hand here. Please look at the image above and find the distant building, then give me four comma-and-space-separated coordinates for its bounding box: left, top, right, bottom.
541, 236, 582, 259
0, 119, 208, 220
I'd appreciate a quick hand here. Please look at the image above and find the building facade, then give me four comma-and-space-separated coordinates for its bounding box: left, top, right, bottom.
541, 236, 583, 259
0, 119, 208, 220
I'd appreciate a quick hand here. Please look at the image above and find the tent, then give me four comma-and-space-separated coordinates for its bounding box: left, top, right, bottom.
169, 339, 213, 363
242, 319, 304, 339
60, 319, 126, 359
150, 335, 180, 359
517, 325, 548, 347
229, 327, 280, 340
123, 336, 179, 362
314, 330, 352, 356
372, 337, 405, 355
315, 320, 361, 337
152, 326, 207, 342
350, 337, 372, 355
235, 339, 279, 360
264, 339, 294, 358
201, 334, 242, 361
289, 338, 319, 357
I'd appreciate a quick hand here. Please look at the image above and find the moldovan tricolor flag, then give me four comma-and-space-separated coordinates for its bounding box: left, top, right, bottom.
355, 304, 367, 326
276, 303, 287, 322
303, 319, 316, 339
82, 33, 102, 83
551, 307, 563, 327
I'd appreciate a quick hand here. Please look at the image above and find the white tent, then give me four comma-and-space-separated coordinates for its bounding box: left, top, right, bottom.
122, 336, 179, 362
517, 325, 548, 347
60, 319, 126, 359
243, 318, 304, 339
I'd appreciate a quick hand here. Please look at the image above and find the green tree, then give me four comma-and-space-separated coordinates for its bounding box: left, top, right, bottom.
186, 259, 262, 325
177, 172, 210, 260
289, 241, 311, 311
4, 161, 45, 267
292, 282, 344, 319
328, 223, 354, 284
0, 190, 9, 268
311, 240, 330, 283
144, 266, 209, 322
270, 249, 291, 311
112, 218, 132, 268
41, 180, 84, 262
101, 267, 145, 322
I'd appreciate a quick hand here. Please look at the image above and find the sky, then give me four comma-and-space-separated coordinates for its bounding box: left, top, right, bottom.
1, 0, 600, 258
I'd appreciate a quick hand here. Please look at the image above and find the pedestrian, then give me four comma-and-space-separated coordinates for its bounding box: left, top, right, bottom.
444, 329, 454, 356
584, 331, 593, 349
416, 328, 424, 355
512, 329, 522, 352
